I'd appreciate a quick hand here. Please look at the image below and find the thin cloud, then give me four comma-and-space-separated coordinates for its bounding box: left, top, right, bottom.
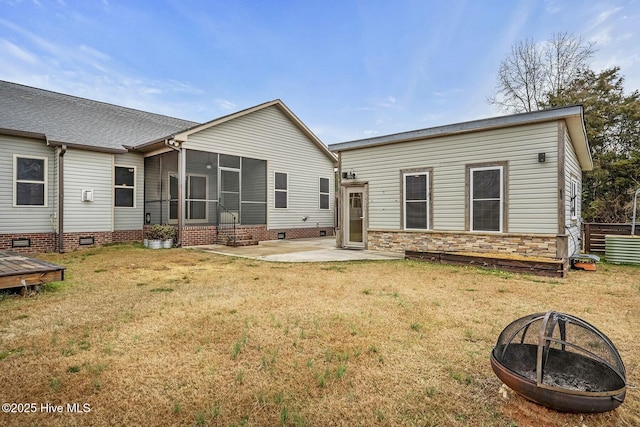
215, 99, 237, 110
590, 6, 623, 30
0, 39, 38, 63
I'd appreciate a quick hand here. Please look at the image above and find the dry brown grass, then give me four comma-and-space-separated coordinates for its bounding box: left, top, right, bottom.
0, 244, 638, 426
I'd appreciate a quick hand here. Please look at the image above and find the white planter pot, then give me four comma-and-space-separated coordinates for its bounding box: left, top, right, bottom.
148, 239, 162, 249
162, 238, 174, 249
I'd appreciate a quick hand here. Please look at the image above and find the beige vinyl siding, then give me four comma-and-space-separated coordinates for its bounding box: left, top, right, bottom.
341, 122, 559, 234
564, 126, 582, 255
63, 149, 113, 232
0, 135, 57, 233
183, 106, 335, 229
114, 152, 144, 231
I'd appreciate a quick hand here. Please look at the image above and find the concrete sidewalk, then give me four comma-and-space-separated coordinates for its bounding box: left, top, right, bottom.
191, 236, 403, 262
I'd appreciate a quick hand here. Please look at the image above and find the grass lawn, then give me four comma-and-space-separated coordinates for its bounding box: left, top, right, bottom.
0, 244, 638, 426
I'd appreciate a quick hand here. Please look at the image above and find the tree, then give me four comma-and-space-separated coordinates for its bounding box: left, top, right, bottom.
489, 33, 595, 113
546, 67, 640, 222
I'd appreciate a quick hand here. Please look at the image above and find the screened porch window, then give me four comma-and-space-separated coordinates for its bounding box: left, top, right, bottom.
404, 172, 430, 229
469, 165, 504, 232
14, 155, 47, 206
169, 173, 208, 222
144, 150, 266, 226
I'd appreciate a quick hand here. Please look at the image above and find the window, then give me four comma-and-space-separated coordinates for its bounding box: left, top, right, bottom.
404, 172, 430, 229
275, 172, 288, 208
14, 155, 47, 206
319, 177, 330, 210
469, 165, 504, 232
115, 166, 135, 207
570, 177, 578, 220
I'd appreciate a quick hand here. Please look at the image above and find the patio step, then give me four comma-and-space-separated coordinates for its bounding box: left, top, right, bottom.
230, 239, 259, 247
220, 231, 259, 247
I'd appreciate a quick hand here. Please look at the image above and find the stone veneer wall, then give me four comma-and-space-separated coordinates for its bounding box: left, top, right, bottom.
368, 230, 559, 259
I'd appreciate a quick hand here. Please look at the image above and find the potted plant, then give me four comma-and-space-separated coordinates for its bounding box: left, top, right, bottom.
146, 224, 164, 249
161, 224, 177, 248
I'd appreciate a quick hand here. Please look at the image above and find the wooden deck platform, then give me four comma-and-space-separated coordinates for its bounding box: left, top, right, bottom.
0, 250, 65, 291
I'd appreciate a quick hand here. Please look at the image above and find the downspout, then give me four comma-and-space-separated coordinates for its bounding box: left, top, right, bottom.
165, 139, 182, 246
58, 145, 67, 253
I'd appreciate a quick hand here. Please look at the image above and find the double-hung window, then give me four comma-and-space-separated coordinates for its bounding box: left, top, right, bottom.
469, 165, 504, 232
319, 177, 330, 210
403, 171, 430, 229
115, 166, 135, 207
14, 155, 47, 206
275, 172, 288, 209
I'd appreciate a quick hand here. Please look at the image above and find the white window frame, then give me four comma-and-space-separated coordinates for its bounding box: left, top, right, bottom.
570, 177, 578, 220
114, 165, 136, 208
13, 154, 48, 207
470, 165, 504, 233
403, 171, 430, 230
274, 172, 288, 209
319, 177, 330, 210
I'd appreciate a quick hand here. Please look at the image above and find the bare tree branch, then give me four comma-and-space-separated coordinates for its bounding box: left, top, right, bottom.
488, 33, 596, 113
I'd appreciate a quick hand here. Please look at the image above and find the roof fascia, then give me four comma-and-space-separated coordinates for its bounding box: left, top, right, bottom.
47, 139, 127, 154
329, 106, 586, 151
173, 100, 282, 141
563, 112, 593, 171
0, 128, 47, 141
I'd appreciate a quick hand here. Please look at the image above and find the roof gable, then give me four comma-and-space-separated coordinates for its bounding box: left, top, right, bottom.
173, 100, 337, 163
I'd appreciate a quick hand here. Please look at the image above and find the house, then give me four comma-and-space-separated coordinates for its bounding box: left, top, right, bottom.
328, 105, 592, 262
0, 80, 337, 253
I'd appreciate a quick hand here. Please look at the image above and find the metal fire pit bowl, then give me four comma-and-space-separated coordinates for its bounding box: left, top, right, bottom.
491, 311, 626, 413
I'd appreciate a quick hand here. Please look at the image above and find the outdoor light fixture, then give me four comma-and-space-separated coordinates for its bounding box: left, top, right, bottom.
205, 153, 213, 169
342, 169, 357, 179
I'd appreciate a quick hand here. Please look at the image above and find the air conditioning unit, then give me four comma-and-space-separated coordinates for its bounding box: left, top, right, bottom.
81, 189, 94, 202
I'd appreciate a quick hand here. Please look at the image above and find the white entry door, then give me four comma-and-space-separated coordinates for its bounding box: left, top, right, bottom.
344, 186, 366, 248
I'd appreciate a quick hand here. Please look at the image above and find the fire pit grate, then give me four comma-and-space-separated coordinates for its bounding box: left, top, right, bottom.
491, 311, 626, 413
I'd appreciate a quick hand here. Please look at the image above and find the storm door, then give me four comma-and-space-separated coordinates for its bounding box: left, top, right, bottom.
344, 186, 366, 248
219, 168, 240, 223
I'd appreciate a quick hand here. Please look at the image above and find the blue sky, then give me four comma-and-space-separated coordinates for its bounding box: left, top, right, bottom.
1, 1, 638, 144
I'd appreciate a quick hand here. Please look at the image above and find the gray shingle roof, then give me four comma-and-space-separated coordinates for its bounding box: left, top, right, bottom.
0, 80, 199, 152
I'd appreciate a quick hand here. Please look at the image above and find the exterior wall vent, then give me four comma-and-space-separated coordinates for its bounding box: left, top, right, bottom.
79, 236, 95, 246
277, 232, 286, 240
12, 238, 31, 248
81, 189, 94, 202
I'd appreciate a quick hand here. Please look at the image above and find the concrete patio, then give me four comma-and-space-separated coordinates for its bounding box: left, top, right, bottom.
190, 236, 403, 262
